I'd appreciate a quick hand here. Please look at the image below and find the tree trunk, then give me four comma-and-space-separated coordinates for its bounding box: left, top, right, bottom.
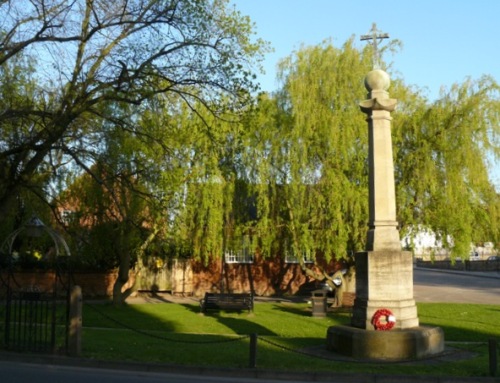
112, 225, 160, 305
112, 252, 131, 305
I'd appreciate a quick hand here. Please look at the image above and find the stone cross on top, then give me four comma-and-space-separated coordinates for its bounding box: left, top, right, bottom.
360, 23, 389, 69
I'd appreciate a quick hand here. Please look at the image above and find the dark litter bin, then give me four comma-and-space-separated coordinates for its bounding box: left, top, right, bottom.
311, 289, 327, 317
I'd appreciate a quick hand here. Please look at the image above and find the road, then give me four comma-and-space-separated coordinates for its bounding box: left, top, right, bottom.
2, 359, 496, 383
413, 267, 500, 304
2, 360, 339, 383
0, 361, 314, 383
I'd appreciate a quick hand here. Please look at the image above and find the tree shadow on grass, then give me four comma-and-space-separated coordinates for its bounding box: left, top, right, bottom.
178, 302, 206, 315
82, 301, 178, 333
419, 320, 500, 343
178, 303, 276, 335
80, 301, 496, 376
270, 302, 312, 317
485, 306, 500, 313
216, 315, 276, 336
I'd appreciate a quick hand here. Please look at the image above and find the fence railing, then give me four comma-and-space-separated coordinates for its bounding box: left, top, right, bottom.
5, 292, 56, 352
1, 285, 81, 356
4, 291, 62, 353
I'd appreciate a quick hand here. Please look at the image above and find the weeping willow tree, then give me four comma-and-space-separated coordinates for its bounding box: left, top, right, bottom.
91, 36, 500, 296
239, 39, 372, 274
57, 92, 252, 302
393, 76, 500, 256
236, 37, 500, 278
139, 93, 253, 264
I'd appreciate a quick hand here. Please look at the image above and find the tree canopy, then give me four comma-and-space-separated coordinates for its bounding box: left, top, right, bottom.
0, 0, 267, 221
170, 38, 500, 264
60, 38, 500, 271
142, 40, 499, 270
242, 40, 373, 261
259, 40, 500, 260
393, 75, 500, 255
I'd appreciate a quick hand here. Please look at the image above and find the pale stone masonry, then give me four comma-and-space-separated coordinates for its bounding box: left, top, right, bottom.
351, 68, 419, 330
326, 27, 444, 360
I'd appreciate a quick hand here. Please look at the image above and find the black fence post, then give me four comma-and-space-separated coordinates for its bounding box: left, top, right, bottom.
249, 333, 258, 368
4, 287, 12, 348
489, 339, 498, 377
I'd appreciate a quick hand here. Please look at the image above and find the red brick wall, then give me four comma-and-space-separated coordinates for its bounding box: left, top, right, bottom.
191, 255, 338, 297
4, 271, 124, 297
4, 255, 340, 298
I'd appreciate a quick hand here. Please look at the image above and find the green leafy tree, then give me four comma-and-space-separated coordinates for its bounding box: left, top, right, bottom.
225, 39, 500, 293
0, 52, 56, 245
0, 0, 267, 301
258, 39, 500, 266
393, 76, 500, 255
242, 40, 371, 265
0, 0, 267, 221
59, 91, 250, 301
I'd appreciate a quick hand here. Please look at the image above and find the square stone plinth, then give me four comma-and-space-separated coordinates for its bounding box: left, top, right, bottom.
327, 325, 445, 360
351, 250, 419, 329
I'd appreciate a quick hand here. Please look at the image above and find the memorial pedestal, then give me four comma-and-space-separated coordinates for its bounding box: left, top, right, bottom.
351, 250, 419, 330
326, 325, 445, 360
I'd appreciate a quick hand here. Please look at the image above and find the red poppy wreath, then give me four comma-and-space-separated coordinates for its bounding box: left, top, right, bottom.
371, 308, 396, 331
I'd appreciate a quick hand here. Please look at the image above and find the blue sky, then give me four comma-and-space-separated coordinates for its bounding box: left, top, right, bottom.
231, 0, 499, 101
231, 0, 500, 187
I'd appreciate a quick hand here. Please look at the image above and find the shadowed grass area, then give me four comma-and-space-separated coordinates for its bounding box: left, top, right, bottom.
81, 301, 500, 377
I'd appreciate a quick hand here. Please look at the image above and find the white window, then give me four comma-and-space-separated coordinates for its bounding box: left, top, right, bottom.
224, 249, 254, 264
284, 249, 314, 264
224, 236, 255, 264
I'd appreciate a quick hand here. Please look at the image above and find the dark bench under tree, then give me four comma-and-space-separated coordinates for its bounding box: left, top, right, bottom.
200, 292, 254, 313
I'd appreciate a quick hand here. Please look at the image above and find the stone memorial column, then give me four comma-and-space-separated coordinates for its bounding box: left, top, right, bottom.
350, 68, 419, 330
326, 25, 444, 360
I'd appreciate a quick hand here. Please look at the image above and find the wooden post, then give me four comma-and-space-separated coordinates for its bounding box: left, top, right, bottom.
249, 333, 258, 368
489, 339, 498, 376
68, 285, 82, 357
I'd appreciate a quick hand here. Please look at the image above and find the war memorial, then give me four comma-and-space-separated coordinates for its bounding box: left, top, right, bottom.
326, 25, 445, 360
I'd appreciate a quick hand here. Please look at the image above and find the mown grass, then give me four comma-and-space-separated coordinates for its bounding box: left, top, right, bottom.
81, 300, 500, 377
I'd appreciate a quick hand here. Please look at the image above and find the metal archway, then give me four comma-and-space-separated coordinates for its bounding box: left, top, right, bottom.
0, 215, 72, 354
1, 215, 71, 260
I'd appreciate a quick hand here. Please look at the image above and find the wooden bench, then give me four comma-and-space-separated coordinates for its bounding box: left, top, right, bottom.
200, 292, 253, 313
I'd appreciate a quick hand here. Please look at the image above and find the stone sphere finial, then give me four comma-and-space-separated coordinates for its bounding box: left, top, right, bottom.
364, 69, 390, 91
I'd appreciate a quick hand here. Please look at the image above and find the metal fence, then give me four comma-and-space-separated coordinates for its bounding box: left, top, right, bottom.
0, 215, 73, 355
0, 264, 72, 354
4, 290, 64, 353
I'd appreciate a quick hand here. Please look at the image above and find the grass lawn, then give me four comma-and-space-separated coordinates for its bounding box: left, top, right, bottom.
81, 300, 500, 378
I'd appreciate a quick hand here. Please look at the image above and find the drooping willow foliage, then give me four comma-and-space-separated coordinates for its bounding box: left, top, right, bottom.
171, 38, 500, 263
63, 38, 500, 269
392, 75, 500, 256
240, 40, 373, 262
